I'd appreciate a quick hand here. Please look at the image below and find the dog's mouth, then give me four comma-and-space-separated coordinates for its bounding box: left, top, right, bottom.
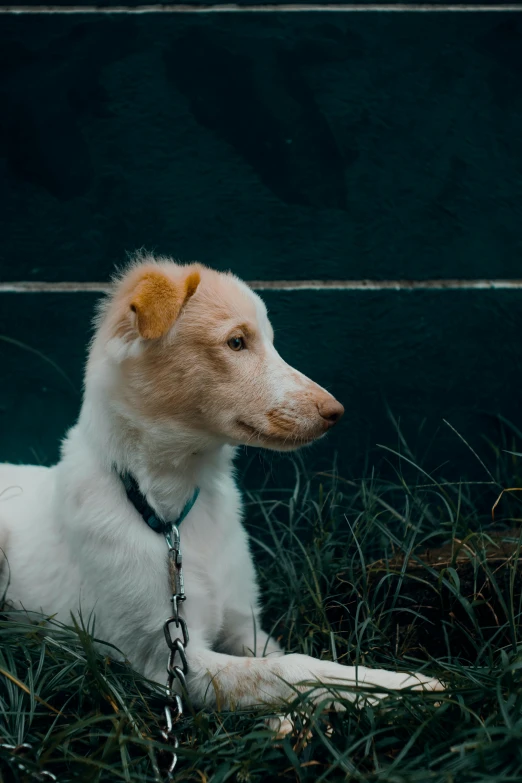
236, 420, 318, 449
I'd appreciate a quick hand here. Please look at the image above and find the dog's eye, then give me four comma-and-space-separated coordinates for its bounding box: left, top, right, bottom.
227, 336, 245, 352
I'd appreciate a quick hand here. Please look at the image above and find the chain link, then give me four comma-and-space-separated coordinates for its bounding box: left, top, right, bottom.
158, 523, 189, 778
0, 742, 57, 781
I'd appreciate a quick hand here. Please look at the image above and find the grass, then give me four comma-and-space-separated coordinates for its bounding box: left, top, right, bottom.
2, 432, 522, 782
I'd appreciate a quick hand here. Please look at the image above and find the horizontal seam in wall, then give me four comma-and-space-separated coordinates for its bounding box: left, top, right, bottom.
3, 280, 522, 292
0, 3, 521, 12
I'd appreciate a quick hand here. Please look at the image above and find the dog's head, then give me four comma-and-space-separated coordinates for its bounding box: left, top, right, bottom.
90, 258, 343, 452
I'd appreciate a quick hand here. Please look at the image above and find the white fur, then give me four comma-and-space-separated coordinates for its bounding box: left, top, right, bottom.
0, 261, 440, 712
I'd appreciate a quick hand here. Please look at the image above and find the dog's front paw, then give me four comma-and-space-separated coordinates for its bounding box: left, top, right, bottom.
398, 672, 444, 692
285, 655, 444, 707
354, 666, 445, 700
265, 712, 333, 745
265, 714, 299, 739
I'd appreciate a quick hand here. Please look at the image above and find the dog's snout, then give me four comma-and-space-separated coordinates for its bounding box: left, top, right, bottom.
317, 398, 344, 428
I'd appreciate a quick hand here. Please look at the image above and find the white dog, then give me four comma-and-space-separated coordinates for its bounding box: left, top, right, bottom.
0, 256, 440, 712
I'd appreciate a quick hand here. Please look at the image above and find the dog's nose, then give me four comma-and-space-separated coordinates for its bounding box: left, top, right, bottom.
317, 398, 344, 428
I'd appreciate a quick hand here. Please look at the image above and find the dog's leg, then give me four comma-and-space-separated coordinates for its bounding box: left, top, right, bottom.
213, 537, 283, 658
216, 608, 284, 658
183, 638, 442, 710
0, 527, 9, 593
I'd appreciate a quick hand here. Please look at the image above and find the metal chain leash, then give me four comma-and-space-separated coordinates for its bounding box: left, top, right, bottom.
0, 742, 57, 781
158, 523, 189, 779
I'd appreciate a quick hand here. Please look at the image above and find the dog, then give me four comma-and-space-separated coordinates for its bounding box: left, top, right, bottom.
0, 256, 440, 714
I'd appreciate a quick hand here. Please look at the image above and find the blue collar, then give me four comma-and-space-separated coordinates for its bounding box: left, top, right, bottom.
119, 470, 200, 535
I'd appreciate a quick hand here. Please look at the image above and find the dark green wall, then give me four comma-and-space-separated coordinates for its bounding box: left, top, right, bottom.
2, 13, 522, 281
1, 286, 521, 480
1, 1, 518, 6
1, 7, 522, 481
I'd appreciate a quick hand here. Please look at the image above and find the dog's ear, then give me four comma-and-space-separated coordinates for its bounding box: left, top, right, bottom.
129, 269, 200, 340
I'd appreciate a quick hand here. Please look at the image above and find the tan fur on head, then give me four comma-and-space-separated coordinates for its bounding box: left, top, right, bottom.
130, 269, 200, 340
92, 254, 344, 451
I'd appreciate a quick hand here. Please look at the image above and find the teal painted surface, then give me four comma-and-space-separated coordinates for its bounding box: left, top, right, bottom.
1, 14, 522, 281
1, 10, 522, 482
1, 1, 516, 6
0, 290, 519, 480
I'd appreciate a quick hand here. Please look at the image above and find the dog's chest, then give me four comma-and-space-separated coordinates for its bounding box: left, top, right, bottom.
179, 500, 250, 644
69, 472, 249, 667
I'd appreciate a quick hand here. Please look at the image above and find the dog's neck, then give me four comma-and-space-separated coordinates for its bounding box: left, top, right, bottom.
72, 393, 234, 521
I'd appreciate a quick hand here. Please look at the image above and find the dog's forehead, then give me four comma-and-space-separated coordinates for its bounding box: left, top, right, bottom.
234, 280, 272, 335
234, 278, 269, 323
203, 272, 271, 332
